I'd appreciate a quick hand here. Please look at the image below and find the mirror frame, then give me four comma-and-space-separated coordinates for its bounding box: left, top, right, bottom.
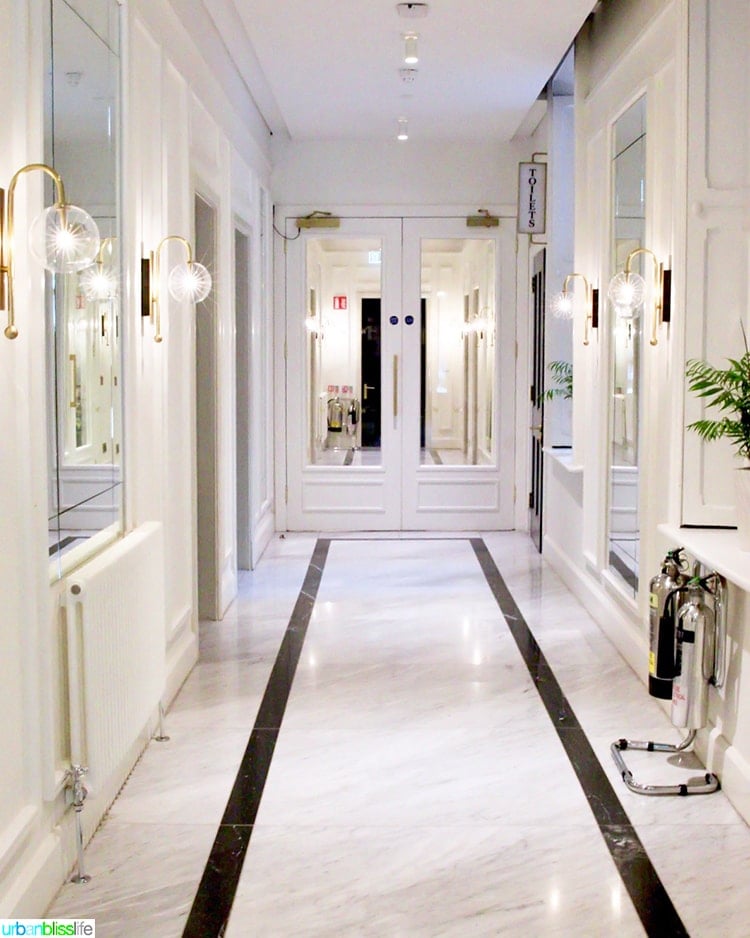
606, 93, 647, 599
45, 0, 124, 579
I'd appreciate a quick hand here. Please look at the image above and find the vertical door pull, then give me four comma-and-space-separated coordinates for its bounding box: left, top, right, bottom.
393, 355, 399, 420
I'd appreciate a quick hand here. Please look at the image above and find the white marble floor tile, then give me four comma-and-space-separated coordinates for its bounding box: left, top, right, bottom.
45, 531, 750, 938
48, 822, 216, 938
226, 823, 646, 938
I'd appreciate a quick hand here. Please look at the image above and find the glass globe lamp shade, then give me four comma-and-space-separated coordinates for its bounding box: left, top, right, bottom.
607, 271, 645, 315
79, 265, 118, 301
550, 290, 574, 319
167, 261, 212, 303
28, 203, 100, 273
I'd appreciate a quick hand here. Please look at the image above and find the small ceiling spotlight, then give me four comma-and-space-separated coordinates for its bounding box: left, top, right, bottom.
397, 118, 409, 141
403, 33, 419, 65
397, 3, 429, 18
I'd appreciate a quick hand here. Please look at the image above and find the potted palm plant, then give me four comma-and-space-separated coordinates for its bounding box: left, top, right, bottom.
539, 360, 573, 402
686, 328, 750, 548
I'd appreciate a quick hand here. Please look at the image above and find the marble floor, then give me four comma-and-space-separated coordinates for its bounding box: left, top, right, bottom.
47, 533, 750, 936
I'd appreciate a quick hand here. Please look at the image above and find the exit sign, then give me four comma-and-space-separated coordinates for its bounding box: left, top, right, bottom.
333, 295, 348, 310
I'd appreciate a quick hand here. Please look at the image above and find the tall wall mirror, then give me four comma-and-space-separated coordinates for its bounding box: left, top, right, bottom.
607, 94, 646, 597
45, 0, 123, 576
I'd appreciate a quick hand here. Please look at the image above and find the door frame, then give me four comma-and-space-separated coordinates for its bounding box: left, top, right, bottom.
529, 248, 546, 552
274, 205, 522, 532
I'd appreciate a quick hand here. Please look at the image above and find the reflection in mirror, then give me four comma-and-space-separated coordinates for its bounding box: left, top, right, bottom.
420, 239, 496, 466
46, 0, 122, 574
608, 95, 646, 596
306, 238, 383, 466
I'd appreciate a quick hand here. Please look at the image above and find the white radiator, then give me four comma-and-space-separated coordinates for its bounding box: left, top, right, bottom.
65, 522, 166, 791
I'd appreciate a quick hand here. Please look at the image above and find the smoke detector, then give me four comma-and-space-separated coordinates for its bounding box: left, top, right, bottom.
399, 68, 418, 84
397, 3, 429, 18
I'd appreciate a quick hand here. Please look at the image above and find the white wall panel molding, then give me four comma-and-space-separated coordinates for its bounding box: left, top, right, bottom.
132, 0, 271, 175
191, 119, 239, 615
574, 1, 685, 603
231, 150, 258, 224
159, 57, 196, 637
682, 0, 750, 526
0, 806, 38, 892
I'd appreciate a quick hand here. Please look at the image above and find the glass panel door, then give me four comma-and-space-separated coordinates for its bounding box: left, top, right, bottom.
286, 218, 402, 530
305, 237, 384, 467
285, 216, 515, 531
401, 217, 514, 531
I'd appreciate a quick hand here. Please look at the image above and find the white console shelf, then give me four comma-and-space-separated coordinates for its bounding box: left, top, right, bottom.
658, 523, 750, 592
543, 447, 583, 474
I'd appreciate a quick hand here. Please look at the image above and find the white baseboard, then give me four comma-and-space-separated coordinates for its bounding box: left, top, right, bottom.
164, 614, 199, 708
252, 507, 275, 568
698, 720, 750, 826
543, 533, 647, 684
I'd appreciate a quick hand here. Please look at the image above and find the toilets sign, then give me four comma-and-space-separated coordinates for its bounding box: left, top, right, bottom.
333, 295, 348, 310
517, 161, 547, 234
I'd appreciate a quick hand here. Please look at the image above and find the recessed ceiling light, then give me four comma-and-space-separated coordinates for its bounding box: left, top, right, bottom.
397, 118, 409, 141
403, 33, 419, 65
397, 2, 429, 17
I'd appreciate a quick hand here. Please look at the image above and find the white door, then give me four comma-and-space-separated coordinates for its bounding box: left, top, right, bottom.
284, 215, 516, 531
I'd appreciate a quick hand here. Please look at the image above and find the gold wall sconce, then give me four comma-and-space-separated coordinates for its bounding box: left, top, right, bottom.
142, 235, 212, 343
79, 237, 118, 301
607, 247, 671, 346
1, 162, 100, 339
549, 272, 599, 346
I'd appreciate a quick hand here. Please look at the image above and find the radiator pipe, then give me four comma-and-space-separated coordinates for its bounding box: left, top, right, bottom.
153, 701, 170, 742
67, 764, 91, 883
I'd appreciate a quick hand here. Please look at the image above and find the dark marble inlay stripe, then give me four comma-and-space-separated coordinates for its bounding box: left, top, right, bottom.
471, 538, 689, 938
182, 538, 330, 938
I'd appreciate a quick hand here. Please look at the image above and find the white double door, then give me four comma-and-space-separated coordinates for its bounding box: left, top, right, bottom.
284, 215, 517, 531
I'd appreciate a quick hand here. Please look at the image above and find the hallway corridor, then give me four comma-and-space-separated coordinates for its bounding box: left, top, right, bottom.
48, 534, 750, 936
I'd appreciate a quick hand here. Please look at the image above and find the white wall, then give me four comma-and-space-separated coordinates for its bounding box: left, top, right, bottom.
272, 139, 527, 208
0, 0, 273, 914
543, 0, 750, 827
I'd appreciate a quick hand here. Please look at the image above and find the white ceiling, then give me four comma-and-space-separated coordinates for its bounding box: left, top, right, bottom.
229, 0, 596, 143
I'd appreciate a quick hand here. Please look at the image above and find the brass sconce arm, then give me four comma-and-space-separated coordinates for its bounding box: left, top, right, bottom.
2, 163, 99, 340
618, 247, 671, 347
552, 272, 598, 346
143, 234, 211, 344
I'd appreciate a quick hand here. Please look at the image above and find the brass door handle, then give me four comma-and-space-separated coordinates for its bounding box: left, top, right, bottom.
69, 354, 77, 408
363, 383, 375, 400
393, 356, 398, 419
